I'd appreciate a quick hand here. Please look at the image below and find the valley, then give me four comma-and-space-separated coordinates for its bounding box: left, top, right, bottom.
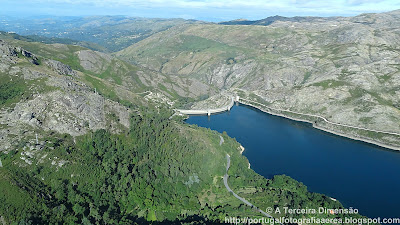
0, 9, 399, 224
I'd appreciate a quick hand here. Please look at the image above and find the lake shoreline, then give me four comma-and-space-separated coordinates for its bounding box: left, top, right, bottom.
186, 104, 400, 220
238, 101, 400, 152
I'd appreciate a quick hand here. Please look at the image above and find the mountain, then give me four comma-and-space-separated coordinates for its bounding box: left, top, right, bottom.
0, 32, 213, 108
117, 10, 400, 150
219, 15, 339, 26
0, 36, 369, 224
0, 30, 107, 52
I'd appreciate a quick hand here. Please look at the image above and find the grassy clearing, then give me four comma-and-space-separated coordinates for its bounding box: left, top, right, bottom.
302, 71, 312, 84
0, 77, 27, 107
0, 72, 57, 108
83, 74, 118, 100
311, 79, 348, 89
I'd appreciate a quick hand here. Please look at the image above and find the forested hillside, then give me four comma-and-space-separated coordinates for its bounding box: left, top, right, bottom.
0, 107, 365, 224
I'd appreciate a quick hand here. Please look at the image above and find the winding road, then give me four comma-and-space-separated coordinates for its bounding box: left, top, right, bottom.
219, 135, 224, 146
240, 97, 400, 137
224, 154, 283, 224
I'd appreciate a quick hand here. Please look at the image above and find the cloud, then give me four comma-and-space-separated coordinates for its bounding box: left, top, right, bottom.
2, 0, 400, 20
31, 0, 398, 11
346, 0, 385, 6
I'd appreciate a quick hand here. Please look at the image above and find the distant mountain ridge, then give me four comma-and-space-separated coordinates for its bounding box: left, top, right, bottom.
0, 16, 203, 52
219, 15, 340, 26
219, 9, 400, 26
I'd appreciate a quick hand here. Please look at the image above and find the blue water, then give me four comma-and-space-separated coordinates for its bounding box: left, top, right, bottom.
186, 104, 400, 220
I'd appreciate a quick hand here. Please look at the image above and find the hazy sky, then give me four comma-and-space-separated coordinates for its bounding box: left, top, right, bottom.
1, 0, 400, 21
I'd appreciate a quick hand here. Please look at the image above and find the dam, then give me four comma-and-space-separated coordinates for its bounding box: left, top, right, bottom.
176, 96, 237, 116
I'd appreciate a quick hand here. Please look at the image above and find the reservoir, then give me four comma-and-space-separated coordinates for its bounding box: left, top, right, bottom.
186, 104, 400, 220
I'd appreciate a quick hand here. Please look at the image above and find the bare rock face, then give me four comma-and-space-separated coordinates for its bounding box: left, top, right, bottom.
44, 59, 76, 76
20, 67, 47, 80
207, 61, 257, 89
4, 87, 130, 137
0, 40, 19, 57
0, 39, 40, 65
77, 49, 112, 73
1, 85, 131, 151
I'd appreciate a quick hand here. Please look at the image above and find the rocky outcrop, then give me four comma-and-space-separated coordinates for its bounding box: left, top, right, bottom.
0, 39, 19, 57
44, 59, 76, 76
0, 40, 40, 65
1, 84, 131, 151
